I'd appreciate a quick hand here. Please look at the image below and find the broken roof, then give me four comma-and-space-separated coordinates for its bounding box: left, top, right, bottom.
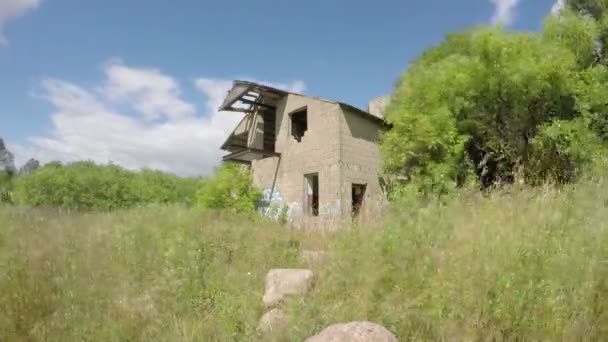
219, 80, 388, 125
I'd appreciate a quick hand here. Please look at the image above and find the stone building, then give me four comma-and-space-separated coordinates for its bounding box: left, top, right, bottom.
219, 81, 389, 220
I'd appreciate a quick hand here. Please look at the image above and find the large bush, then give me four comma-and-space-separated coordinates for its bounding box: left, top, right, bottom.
196, 163, 262, 213
12, 161, 198, 210
382, 24, 608, 195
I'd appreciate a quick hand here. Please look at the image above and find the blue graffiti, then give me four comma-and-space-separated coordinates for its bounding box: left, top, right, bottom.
259, 186, 286, 220
261, 186, 283, 203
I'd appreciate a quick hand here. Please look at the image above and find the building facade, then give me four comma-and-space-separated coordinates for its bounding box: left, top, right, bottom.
220, 81, 388, 220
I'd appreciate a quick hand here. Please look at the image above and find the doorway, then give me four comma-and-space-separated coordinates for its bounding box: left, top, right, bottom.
352, 183, 366, 216
305, 173, 319, 216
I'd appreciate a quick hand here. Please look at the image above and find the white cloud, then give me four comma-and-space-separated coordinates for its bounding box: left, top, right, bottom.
0, 0, 41, 45
102, 61, 195, 120
11, 61, 306, 176
551, 0, 565, 14
490, 0, 521, 26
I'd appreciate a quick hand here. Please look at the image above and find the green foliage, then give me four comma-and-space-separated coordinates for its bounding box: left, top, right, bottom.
286, 180, 607, 340
560, 0, 608, 64
12, 161, 198, 210
1, 179, 607, 340
576, 65, 608, 141
382, 25, 608, 196
196, 163, 262, 213
0, 171, 13, 204
133, 169, 199, 206
528, 118, 604, 183
0, 206, 307, 341
543, 9, 600, 67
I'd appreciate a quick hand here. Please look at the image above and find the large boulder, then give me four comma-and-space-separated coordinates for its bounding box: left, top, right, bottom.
305, 321, 397, 342
0, 138, 16, 175
257, 308, 288, 335
263, 269, 314, 308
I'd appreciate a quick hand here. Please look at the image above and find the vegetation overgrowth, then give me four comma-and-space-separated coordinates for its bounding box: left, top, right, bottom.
8, 161, 200, 209
196, 163, 262, 213
2, 1, 608, 340
2, 161, 263, 212
381, 3, 608, 196
1, 178, 606, 340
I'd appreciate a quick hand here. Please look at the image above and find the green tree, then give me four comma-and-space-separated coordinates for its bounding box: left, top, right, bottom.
542, 9, 600, 68
381, 27, 604, 194
196, 163, 261, 213
559, 0, 608, 64
134, 169, 199, 206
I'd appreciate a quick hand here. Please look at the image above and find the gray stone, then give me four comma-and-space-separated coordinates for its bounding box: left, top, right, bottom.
305, 321, 397, 342
263, 269, 314, 309
257, 308, 288, 335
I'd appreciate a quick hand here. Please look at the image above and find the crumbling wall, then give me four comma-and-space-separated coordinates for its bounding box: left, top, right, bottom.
252, 94, 343, 220
252, 95, 388, 223
338, 109, 388, 219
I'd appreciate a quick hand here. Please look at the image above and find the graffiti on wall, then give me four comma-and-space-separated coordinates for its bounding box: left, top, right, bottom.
261, 186, 284, 203
259, 186, 286, 220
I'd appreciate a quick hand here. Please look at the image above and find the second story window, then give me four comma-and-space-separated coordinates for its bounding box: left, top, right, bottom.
290, 108, 307, 142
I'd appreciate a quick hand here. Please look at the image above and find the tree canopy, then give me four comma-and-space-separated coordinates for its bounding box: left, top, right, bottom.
381, 8, 608, 195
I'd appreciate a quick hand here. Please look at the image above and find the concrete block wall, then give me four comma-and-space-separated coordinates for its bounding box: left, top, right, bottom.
252, 94, 343, 218
251, 93, 387, 222
338, 109, 387, 218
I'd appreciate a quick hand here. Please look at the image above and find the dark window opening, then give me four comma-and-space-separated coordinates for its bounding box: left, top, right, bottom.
305, 173, 319, 216
262, 109, 276, 153
352, 184, 366, 216
291, 109, 308, 142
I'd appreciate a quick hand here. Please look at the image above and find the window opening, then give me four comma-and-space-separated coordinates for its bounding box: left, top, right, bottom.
291, 108, 308, 142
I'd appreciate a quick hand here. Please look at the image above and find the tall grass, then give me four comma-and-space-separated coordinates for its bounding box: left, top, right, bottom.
1, 180, 607, 340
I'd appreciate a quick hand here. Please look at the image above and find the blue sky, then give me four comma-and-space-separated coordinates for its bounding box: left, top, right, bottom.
1, 0, 561, 175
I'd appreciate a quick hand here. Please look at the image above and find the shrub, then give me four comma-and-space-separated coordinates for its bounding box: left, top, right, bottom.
196, 163, 262, 213
12, 161, 198, 210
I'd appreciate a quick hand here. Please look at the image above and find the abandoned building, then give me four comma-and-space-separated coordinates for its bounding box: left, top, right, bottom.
219, 80, 389, 220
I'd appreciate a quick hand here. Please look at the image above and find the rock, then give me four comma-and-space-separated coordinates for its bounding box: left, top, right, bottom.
0, 138, 16, 175
305, 321, 397, 342
302, 250, 329, 267
19, 158, 40, 174
263, 268, 314, 308
257, 308, 288, 335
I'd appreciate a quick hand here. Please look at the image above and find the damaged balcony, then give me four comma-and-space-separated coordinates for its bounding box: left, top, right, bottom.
219, 81, 284, 164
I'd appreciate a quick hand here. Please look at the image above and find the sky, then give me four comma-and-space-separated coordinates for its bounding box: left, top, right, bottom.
1, 0, 562, 176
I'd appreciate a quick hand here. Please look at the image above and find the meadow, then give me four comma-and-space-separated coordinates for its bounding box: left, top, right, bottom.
1, 179, 606, 341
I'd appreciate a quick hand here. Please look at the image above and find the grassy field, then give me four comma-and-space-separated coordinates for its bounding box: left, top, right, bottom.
1, 180, 607, 341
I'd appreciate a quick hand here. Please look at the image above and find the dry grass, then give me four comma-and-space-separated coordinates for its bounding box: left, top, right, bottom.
1, 179, 607, 341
